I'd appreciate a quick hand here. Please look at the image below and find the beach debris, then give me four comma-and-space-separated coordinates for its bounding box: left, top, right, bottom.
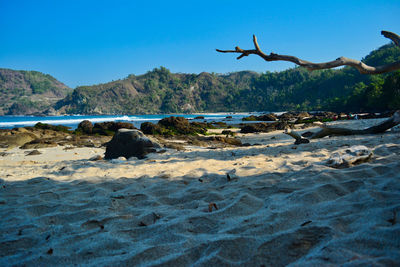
208, 202, 218, 212
326, 145, 373, 168
26, 149, 41, 156
105, 129, 162, 160
286, 110, 400, 142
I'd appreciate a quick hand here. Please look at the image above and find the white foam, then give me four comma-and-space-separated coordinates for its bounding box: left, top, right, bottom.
0, 116, 140, 127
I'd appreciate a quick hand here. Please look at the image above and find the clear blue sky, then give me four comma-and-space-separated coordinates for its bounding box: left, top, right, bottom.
1, 0, 399, 88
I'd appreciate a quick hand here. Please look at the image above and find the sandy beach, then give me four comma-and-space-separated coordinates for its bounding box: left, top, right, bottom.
1, 119, 400, 266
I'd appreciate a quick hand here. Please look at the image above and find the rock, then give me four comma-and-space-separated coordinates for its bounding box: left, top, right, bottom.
194, 116, 205, 120
140, 122, 163, 135
105, 129, 162, 160
278, 112, 297, 121
326, 145, 373, 168
240, 123, 274, 133
158, 116, 207, 135
257, 113, 278, 121
210, 136, 242, 146
20, 139, 58, 149
301, 131, 314, 138
26, 149, 41, 156
34, 122, 71, 133
0, 133, 37, 148
92, 121, 136, 136
14, 127, 29, 133
242, 115, 258, 121
89, 155, 103, 161
221, 130, 235, 136
77, 120, 93, 134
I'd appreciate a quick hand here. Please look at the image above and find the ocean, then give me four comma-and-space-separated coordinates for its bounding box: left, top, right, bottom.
0, 113, 262, 129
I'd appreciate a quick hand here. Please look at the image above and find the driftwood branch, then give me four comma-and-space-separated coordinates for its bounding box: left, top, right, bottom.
216, 31, 400, 74
285, 110, 400, 143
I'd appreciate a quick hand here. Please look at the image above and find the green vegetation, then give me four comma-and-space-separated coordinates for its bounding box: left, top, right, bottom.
34, 122, 71, 133
57, 43, 400, 114
0, 68, 71, 115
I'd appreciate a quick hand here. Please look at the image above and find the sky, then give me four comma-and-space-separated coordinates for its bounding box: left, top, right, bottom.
0, 0, 399, 88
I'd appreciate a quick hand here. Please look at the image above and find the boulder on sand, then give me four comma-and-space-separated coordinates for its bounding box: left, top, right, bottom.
105, 129, 162, 160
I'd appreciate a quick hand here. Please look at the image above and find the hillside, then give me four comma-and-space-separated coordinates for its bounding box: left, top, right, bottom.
0, 69, 72, 115
56, 43, 400, 114
56, 68, 259, 114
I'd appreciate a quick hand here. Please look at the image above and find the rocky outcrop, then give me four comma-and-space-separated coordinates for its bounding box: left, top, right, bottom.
76, 120, 136, 135
240, 121, 292, 133
141, 117, 208, 136
105, 129, 162, 160
76, 120, 93, 134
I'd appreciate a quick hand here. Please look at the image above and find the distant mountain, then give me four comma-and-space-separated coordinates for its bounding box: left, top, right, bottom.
0, 69, 72, 115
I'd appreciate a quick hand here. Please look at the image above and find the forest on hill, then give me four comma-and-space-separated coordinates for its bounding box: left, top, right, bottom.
1, 43, 400, 115
0, 69, 71, 115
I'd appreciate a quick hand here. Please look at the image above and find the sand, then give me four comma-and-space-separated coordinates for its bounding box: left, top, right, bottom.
1, 119, 400, 266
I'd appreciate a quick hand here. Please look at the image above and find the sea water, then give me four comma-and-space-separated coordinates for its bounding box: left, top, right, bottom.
0, 113, 263, 129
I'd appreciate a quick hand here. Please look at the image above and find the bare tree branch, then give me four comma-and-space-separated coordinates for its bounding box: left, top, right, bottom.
216, 31, 400, 74
285, 110, 400, 144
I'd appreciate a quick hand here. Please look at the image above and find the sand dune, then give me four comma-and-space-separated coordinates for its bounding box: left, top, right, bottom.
1, 120, 400, 266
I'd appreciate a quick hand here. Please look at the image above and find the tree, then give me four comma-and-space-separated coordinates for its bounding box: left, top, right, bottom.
217, 31, 400, 74
217, 30, 400, 141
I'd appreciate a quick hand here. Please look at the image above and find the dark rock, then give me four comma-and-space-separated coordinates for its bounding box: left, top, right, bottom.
242, 115, 258, 121
158, 116, 207, 135
241, 123, 273, 133
26, 149, 41, 156
20, 139, 58, 149
278, 112, 297, 121
140, 122, 162, 135
257, 113, 278, 121
274, 121, 291, 130
206, 136, 242, 146
34, 122, 71, 133
301, 131, 314, 138
294, 138, 310, 145
221, 130, 235, 136
77, 120, 93, 134
194, 116, 205, 120
210, 121, 228, 128
93, 121, 136, 136
105, 129, 162, 160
